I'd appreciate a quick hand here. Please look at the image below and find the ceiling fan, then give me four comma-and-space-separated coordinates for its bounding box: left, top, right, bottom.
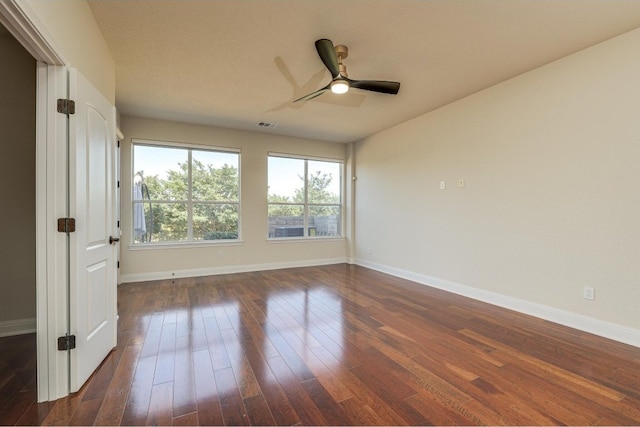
294, 39, 401, 102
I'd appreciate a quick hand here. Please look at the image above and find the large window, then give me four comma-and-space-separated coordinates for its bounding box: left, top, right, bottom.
268, 154, 342, 238
132, 140, 240, 245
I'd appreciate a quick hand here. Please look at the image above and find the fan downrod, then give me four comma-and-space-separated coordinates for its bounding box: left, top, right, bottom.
335, 44, 348, 60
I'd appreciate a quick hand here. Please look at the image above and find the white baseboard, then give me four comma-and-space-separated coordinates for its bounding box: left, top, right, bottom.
356, 259, 640, 349
0, 317, 37, 337
120, 257, 349, 284
119, 256, 640, 348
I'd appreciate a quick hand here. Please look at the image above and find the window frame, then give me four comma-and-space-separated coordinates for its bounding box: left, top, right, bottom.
267, 152, 344, 240
131, 139, 241, 247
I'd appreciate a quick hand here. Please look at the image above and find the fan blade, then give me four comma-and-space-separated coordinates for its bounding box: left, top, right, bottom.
315, 39, 340, 78
349, 79, 401, 95
293, 83, 330, 103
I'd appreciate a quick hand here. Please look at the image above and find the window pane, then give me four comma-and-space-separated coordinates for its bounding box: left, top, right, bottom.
193, 203, 239, 240
192, 150, 239, 202
134, 202, 188, 243
267, 156, 343, 239
268, 204, 304, 237
134, 145, 188, 201
308, 160, 341, 204
309, 205, 341, 237
268, 157, 304, 202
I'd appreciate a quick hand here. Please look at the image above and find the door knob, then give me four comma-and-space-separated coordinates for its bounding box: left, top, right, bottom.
109, 236, 120, 245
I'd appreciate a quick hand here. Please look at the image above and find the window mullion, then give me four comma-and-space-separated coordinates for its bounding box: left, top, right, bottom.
303, 160, 309, 237
187, 150, 193, 241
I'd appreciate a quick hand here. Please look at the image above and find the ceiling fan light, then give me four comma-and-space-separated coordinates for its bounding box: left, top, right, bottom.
330, 80, 349, 94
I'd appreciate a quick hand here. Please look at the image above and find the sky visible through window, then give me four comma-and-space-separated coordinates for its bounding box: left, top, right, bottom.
268, 157, 341, 201
134, 144, 236, 179
268, 156, 304, 199
134, 145, 340, 201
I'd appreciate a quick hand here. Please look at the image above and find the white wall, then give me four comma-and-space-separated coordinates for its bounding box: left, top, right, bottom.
355, 28, 640, 335
23, 0, 115, 102
0, 27, 36, 329
119, 116, 349, 282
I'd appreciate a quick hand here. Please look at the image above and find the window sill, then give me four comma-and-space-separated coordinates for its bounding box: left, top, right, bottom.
267, 237, 345, 244
128, 240, 244, 251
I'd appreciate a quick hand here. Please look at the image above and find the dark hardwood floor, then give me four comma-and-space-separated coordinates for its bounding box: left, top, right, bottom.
2, 263, 640, 425
0, 333, 40, 425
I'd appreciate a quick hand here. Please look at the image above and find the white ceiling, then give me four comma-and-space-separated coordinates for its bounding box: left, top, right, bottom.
88, 0, 640, 144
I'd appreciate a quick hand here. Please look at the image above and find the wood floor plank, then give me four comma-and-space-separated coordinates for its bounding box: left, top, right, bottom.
191, 349, 224, 426
67, 397, 103, 426
172, 337, 197, 418
120, 355, 156, 425
153, 322, 177, 385
219, 327, 261, 400
40, 390, 85, 426
139, 312, 164, 358
214, 367, 249, 426
262, 323, 315, 382
15, 401, 55, 426
0, 391, 38, 426
459, 328, 627, 402
202, 316, 232, 371
145, 381, 174, 426
265, 356, 329, 425
93, 344, 142, 426
405, 390, 479, 426
349, 364, 430, 425
337, 396, 390, 426
4, 264, 640, 426
239, 336, 301, 426
173, 410, 198, 426
242, 394, 275, 426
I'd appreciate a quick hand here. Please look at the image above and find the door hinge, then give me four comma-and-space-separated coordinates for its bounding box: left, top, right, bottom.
57, 217, 76, 233
117, 261, 120, 269
57, 98, 76, 115
57, 335, 76, 351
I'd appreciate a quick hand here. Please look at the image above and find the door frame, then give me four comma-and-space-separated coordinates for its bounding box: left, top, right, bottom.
0, 1, 70, 401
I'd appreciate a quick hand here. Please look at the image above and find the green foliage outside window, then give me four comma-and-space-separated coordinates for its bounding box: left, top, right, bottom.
134, 146, 240, 243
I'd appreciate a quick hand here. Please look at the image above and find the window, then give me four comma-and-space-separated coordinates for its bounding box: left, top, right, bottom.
132, 140, 240, 244
268, 154, 342, 238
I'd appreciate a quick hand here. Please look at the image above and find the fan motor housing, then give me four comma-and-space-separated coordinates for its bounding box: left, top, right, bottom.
335, 44, 348, 59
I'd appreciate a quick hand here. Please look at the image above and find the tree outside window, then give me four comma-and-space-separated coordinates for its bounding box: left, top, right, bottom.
267, 155, 342, 238
132, 141, 240, 244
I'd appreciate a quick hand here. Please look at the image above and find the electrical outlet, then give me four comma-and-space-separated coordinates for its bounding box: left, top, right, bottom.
583, 287, 595, 300
367, 247, 372, 255
218, 250, 224, 258
440, 181, 446, 190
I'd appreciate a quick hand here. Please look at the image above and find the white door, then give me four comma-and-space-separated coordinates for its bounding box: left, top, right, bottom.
68, 68, 118, 392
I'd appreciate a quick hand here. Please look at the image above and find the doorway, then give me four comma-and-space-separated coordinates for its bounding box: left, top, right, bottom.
0, 1, 119, 404
0, 22, 38, 416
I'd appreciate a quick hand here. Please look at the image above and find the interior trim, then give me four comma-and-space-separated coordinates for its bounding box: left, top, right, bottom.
0, 1, 64, 64
356, 258, 640, 349
119, 257, 349, 284
0, 318, 37, 338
